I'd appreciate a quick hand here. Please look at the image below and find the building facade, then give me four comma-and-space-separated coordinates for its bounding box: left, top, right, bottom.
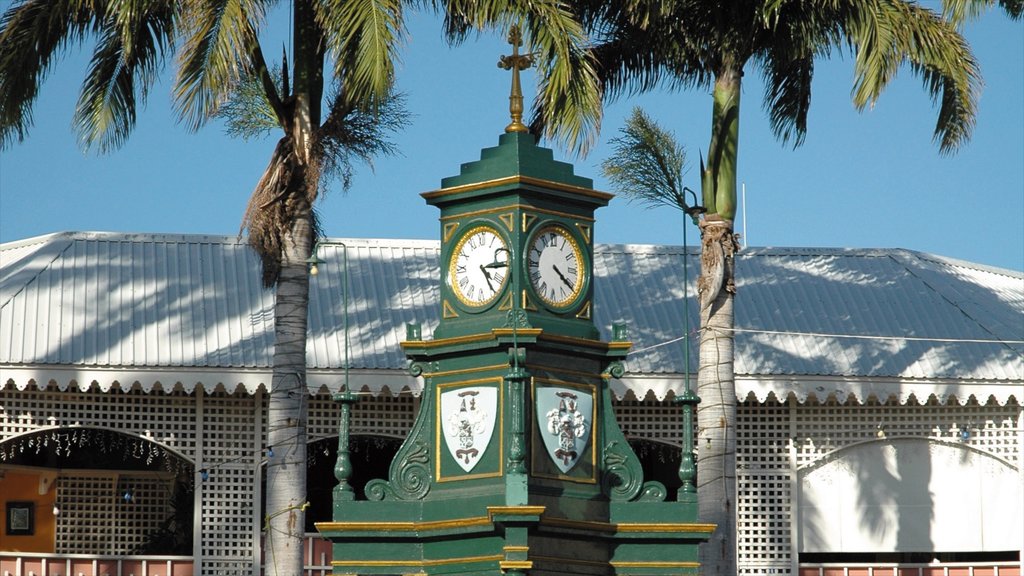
2, 232, 1022, 575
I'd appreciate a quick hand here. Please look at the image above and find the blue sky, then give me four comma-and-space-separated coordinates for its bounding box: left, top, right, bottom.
1, 6, 1022, 271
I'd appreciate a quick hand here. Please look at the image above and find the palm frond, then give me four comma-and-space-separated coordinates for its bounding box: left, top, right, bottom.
0, 0, 97, 148
601, 107, 689, 212
73, 2, 176, 153
175, 0, 269, 131
942, 0, 1023, 25
314, 89, 409, 193
846, 0, 980, 153
215, 63, 283, 140
316, 0, 405, 110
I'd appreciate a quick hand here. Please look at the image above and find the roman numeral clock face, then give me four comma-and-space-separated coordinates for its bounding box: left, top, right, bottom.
528, 225, 586, 308
450, 226, 509, 307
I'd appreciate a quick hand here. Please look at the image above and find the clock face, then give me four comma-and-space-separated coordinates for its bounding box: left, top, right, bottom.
527, 225, 586, 307
449, 226, 509, 307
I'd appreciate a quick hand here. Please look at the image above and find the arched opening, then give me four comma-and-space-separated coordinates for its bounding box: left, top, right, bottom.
627, 438, 684, 501
0, 427, 194, 555
254, 434, 403, 532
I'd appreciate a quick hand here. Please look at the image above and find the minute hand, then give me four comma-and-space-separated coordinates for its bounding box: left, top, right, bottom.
552, 264, 575, 289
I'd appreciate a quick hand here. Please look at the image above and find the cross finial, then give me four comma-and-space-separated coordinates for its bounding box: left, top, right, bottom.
497, 25, 534, 133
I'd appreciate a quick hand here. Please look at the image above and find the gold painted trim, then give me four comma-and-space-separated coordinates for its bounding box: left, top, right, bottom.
443, 222, 460, 242
499, 561, 533, 570
420, 363, 509, 378
423, 175, 613, 201
401, 332, 497, 350
616, 522, 717, 534
497, 291, 514, 311
332, 554, 503, 568
521, 289, 536, 310
522, 212, 537, 233
442, 300, 459, 319
502, 546, 529, 553
317, 516, 493, 532
492, 328, 543, 339
576, 222, 592, 242
438, 204, 596, 224
436, 378, 504, 482
575, 300, 592, 320
487, 505, 546, 518
499, 212, 515, 232
610, 561, 701, 568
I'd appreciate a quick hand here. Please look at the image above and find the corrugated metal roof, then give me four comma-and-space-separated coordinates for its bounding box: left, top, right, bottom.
2, 232, 1021, 403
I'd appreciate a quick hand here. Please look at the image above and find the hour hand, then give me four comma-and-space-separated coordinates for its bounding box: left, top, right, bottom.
552, 265, 574, 289
479, 265, 496, 291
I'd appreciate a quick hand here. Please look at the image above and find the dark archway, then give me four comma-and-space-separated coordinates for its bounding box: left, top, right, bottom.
628, 438, 684, 502
303, 435, 403, 531
0, 426, 194, 555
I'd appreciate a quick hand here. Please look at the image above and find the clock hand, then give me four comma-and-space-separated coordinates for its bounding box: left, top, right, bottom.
552, 264, 574, 289
479, 265, 496, 291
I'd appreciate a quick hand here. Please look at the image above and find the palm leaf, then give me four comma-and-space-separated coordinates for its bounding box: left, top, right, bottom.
73, 2, 175, 152
602, 107, 689, 212
175, 0, 269, 131
316, 0, 405, 110
0, 0, 97, 148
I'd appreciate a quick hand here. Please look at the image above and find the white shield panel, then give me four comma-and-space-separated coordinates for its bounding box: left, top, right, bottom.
537, 386, 593, 474
440, 386, 498, 473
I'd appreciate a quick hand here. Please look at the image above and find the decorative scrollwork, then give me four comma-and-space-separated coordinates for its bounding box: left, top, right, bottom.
364, 478, 391, 501
607, 361, 626, 379
636, 481, 668, 502
391, 440, 431, 500
408, 361, 427, 377
362, 440, 431, 501
602, 440, 643, 501
504, 309, 530, 329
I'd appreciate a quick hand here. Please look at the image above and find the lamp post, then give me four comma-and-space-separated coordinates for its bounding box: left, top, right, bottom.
676, 190, 705, 499
306, 241, 358, 502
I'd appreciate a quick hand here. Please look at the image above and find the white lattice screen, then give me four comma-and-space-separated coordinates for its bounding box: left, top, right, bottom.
0, 384, 260, 576
306, 391, 419, 440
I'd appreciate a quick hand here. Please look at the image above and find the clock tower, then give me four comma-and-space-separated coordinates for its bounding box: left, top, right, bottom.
317, 26, 712, 575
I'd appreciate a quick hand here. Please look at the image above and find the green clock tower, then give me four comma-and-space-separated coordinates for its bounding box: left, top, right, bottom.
317, 27, 712, 575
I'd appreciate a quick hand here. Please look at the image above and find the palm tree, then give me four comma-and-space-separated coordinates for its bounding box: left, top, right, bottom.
0, 2, 601, 575
552, 1, 1019, 573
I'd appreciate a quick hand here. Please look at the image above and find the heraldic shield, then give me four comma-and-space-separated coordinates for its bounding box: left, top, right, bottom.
440, 386, 498, 473
537, 385, 594, 474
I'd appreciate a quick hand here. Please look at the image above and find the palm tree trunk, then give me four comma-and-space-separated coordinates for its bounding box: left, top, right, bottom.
264, 213, 313, 576
697, 66, 741, 576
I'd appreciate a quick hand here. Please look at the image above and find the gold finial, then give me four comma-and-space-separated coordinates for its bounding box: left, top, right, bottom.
498, 25, 534, 133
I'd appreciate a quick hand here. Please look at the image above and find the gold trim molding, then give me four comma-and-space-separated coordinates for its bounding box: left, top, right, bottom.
423, 175, 613, 201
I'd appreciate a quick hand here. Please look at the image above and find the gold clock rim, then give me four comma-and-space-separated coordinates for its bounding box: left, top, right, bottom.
527, 224, 587, 308
449, 224, 510, 308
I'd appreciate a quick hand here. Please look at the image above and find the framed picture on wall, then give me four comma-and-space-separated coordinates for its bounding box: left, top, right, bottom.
6, 501, 34, 536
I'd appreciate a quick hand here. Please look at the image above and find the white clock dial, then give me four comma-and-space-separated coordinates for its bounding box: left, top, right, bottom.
450, 226, 509, 307
527, 226, 585, 307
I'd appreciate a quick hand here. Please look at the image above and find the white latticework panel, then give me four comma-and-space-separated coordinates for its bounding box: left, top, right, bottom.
737, 399, 792, 575
306, 392, 419, 440
612, 393, 683, 443
198, 392, 259, 576
792, 396, 1021, 469
0, 385, 197, 457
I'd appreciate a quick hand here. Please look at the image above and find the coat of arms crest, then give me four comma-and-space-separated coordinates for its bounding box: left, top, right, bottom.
538, 387, 593, 473
440, 386, 497, 473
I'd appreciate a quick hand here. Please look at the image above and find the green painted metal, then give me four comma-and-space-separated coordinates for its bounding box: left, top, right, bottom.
318, 131, 712, 575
